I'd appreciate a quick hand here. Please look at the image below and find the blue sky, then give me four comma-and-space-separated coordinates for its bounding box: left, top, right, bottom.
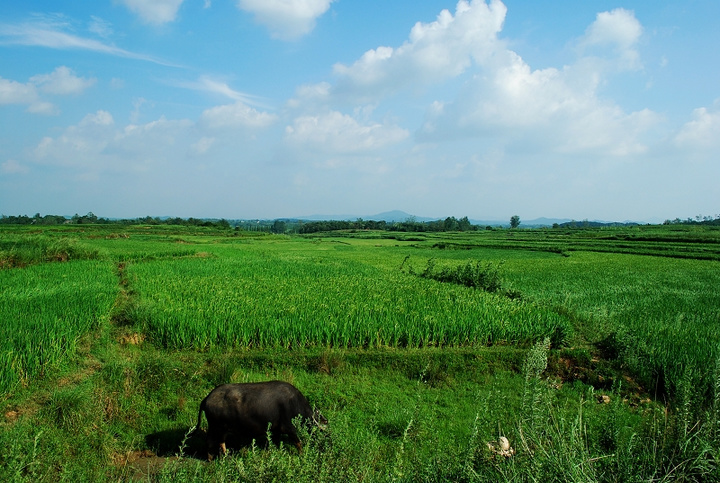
1, 0, 718, 222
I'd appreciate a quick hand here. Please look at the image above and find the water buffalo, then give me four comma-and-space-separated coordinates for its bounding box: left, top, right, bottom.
195, 380, 327, 460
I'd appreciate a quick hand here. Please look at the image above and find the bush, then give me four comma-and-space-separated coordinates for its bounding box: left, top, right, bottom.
402, 257, 505, 293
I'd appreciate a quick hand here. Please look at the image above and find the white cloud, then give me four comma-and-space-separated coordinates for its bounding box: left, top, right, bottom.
237, 0, 334, 40
1, 159, 29, 174
0, 67, 96, 115
82, 110, 114, 126
130, 97, 148, 124
0, 19, 177, 65
191, 137, 216, 154
331, 0, 506, 102
0, 76, 37, 105
301, 2, 653, 160
417, 7, 658, 156
114, 117, 194, 162
582, 8, 642, 50
578, 8, 643, 70
34, 111, 116, 164
675, 106, 720, 149
420, 53, 660, 155
31, 110, 209, 177
200, 101, 277, 129
30, 66, 96, 95
27, 101, 57, 115
284, 111, 409, 153
119, 0, 185, 25
29, 103, 274, 176
88, 16, 113, 38
287, 81, 331, 110
179, 76, 267, 107
1, 67, 94, 112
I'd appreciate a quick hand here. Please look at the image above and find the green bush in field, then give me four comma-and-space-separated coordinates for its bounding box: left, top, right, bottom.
402, 257, 505, 293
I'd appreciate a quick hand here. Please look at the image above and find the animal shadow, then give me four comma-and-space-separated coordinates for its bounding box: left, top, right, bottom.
145, 426, 207, 459
146, 427, 266, 460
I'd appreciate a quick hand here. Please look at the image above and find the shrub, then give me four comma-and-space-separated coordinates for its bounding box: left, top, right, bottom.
402, 257, 505, 293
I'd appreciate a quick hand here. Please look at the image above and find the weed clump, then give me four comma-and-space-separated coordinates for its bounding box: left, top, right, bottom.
0, 236, 100, 268
400, 256, 508, 294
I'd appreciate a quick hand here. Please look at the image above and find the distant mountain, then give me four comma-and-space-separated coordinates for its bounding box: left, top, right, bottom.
520, 217, 573, 227
298, 210, 435, 223
364, 210, 437, 222
298, 213, 359, 221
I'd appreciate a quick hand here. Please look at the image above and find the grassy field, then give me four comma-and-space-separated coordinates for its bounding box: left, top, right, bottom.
1, 224, 719, 481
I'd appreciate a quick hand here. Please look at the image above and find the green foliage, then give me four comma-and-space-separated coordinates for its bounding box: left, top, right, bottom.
43, 384, 99, 432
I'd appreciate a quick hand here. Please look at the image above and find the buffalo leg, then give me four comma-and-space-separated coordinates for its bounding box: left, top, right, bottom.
206, 428, 227, 461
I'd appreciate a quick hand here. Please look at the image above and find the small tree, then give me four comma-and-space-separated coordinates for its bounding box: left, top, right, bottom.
271, 220, 286, 234
510, 215, 521, 229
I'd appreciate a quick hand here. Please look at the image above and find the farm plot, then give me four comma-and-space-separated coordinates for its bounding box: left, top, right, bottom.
501, 251, 720, 399
127, 240, 571, 350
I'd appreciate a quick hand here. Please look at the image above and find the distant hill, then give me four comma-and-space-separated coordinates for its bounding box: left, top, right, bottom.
364, 210, 437, 223
299, 210, 436, 223
521, 217, 572, 227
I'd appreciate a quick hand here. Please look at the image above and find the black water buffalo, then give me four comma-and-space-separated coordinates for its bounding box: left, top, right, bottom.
195, 381, 327, 460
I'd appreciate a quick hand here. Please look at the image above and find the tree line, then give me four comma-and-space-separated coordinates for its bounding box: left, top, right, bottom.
297, 216, 480, 234
0, 212, 232, 229
0, 213, 485, 234
663, 214, 720, 226
5, 211, 717, 232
